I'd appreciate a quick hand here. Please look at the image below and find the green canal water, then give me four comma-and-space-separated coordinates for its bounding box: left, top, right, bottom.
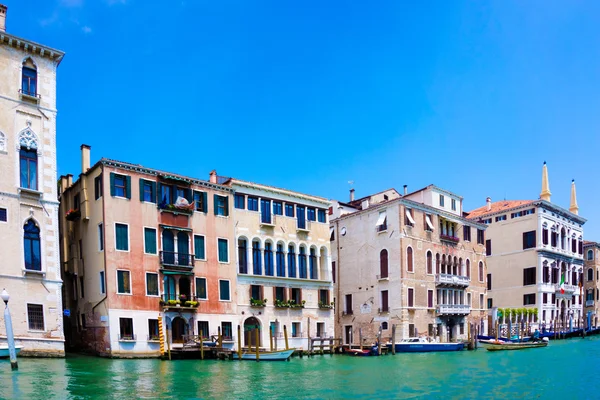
0, 338, 596, 399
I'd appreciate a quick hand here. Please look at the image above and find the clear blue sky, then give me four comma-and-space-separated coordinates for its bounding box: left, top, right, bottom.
7, 0, 600, 239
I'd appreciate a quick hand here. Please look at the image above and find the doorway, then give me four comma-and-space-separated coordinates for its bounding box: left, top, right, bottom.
244, 317, 261, 348
172, 317, 187, 343
344, 325, 352, 345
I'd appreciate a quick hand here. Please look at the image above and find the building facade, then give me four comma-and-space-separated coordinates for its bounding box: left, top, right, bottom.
0, 4, 66, 356
467, 163, 586, 328
59, 147, 236, 357
583, 241, 600, 327
331, 185, 488, 345
222, 176, 333, 350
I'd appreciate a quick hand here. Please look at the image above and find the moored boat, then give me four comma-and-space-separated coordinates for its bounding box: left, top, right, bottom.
486, 339, 548, 351
232, 348, 295, 361
387, 338, 464, 353
478, 339, 509, 348
0, 345, 23, 358
346, 348, 373, 357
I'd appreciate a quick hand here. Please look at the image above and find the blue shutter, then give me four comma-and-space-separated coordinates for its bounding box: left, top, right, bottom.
214, 194, 219, 215
110, 173, 116, 196
125, 176, 131, 199
202, 192, 208, 213
224, 195, 229, 216
151, 181, 157, 204
144, 228, 156, 254
195, 236, 205, 260
139, 179, 145, 201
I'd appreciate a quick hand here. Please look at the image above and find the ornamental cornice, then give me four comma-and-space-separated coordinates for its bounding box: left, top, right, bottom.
0, 32, 65, 65
538, 250, 584, 265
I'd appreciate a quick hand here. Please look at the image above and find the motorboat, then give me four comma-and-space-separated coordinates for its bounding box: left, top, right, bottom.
486, 338, 549, 351
0, 344, 22, 358
232, 348, 295, 361
387, 337, 464, 353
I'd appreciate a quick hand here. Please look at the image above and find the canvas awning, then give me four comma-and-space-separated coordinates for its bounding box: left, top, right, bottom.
406, 209, 415, 225
426, 215, 435, 231
376, 212, 387, 226
159, 224, 192, 232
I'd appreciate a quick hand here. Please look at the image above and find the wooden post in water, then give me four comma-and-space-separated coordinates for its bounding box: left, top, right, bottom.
391, 324, 396, 355
269, 325, 273, 351
359, 328, 363, 350
237, 325, 242, 360
165, 322, 172, 361
255, 328, 260, 362
284, 325, 289, 350
218, 326, 223, 349
308, 317, 311, 355
200, 332, 205, 360
377, 327, 382, 356
495, 321, 499, 341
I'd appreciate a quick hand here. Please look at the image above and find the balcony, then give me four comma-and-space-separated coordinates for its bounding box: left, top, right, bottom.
260, 214, 276, 227
65, 209, 81, 221
436, 304, 470, 315
439, 234, 460, 244
554, 284, 577, 295
297, 220, 311, 233
160, 295, 199, 311
118, 334, 137, 342
586, 300, 594, 307
160, 251, 195, 271
435, 274, 469, 287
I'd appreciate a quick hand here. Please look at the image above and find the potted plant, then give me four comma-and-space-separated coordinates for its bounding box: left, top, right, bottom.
319, 301, 334, 309
275, 299, 289, 308
250, 298, 267, 307
65, 208, 81, 221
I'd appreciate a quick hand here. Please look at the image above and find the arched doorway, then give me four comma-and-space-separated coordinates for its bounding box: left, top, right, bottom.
560, 300, 566, 320
172, 317, 187, 343
244, 317, 261, 348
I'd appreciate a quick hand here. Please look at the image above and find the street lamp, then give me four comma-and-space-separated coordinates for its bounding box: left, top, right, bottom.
2, 289, 18, 370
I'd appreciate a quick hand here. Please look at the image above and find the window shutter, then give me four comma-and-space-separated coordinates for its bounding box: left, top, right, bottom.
299, 288, 303, 303
139, 179, 145, 201
249, 286, 253, 300
202, 192, 208, 213
224, 195, 229, 216
273, 286, 277, 301
522, 233, 526, 250
213, 194, 218, 215
151, 181, 157, 203
171, 185, 177, 204
110, 172, 116, 196
184, 188, 192, 203
125, 176, 131, 199
156, 183, 162, 204
260, 285, 264, 300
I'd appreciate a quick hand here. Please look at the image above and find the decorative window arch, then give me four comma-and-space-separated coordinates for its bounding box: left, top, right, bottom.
24, 219, 41, 271
478, 261, 484, 282
588, 268, 594, 282
426, 251, 432, 275
588, 249, 595, 261
21, 57, 38, 97
237, 237, 248, 274
406, 247, 414, 272
380, 249, 389, 278
466, 259, 471, 279
435, 253, 440, 274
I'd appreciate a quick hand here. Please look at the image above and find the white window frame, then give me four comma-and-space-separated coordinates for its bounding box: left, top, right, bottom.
145, 272, 159, 297
218, 279, 231, 302
116, 269, 132, 295
215, 194, 229, 218
315, 321, 326, 338
119, 317, 135, 341
0, 207, 7, 223
26, 303, 46, 332
143, 226, 158, 255
195, 276, 208, 300
114, 222, 130, 252
99, 270, 106, 294
112, 173, 129, 199
467, 292, 472, 307
217, 237, 229, 264
451, 198, 456, 211
292, 321, 302, 338
194, 234, 206, 261
98, 223, 104, 251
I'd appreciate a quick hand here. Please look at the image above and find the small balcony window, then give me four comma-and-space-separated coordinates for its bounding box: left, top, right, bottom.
22, 65, 37, 97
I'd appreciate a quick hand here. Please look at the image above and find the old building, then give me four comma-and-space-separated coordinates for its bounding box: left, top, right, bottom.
220, 175, 333, 349
583, 241, 600, 327
331, 185, 488, 345
0, 4, 66, 356
58, 146, 236, 357
466, 163, 586, 328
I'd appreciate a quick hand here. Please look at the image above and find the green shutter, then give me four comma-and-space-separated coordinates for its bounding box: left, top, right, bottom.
202, 192, 208, 213
110, 173, 116, 197
218, 239, 228, 262
214, 194, 219, 215
151, 181, 157, 204
224, 195, 229, 216
118, 271, 124, 293
156, 183, 162, 204
125, 176, 131, 199
145, 228, 157, 254
116, 224, 129, 251
195, 235, 205, 260
139, 179, 145, 201
184, 188, 192, 203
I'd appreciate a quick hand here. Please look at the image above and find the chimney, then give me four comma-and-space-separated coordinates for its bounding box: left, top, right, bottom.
403, 185, 407, 195
209, 170, 217, 184
67, 174, 73, 187
350, 188, 355, 202
486, 197, 492, 211
0, 4, 7, 33
81, 144, 91, 174
569, 179, 579, 215
540, 161, 551, 202
59, 175, 68, 196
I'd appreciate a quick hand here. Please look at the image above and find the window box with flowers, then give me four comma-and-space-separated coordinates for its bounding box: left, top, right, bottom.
318, 301, 334, 309
250, 298, 267, 307
66, 209, 81, 221
275, 299, 290, 308
289, 300, 306, 309
440, 234, 460, 244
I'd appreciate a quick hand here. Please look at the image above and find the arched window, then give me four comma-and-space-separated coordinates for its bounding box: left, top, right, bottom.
407, 247, 413, 272
21, 59, 37, 97
287, 244, 296, 278
560, 228, 566, 250
588, 268, 594, 282
466, 259, 471, 279
453, 256, 458, 275
309, 247, 317, 279
238, 238, 248, 274
299, 246, 308, 279
264, 242, 274, 276
478, 261, 484, 282
589, 250, 595, 261
458, 258, 463, 276
276, 243, 285, 277
24, 219, 41, 271
441, 254, 446, 274
252, 240, 262, 275
426, 251, 432, 275
380, 249, 389, 278
19, 129, 38, 190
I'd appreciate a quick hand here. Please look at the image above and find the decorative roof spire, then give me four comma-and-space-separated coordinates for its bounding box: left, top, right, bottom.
540, 161, 551, 202
569, 179, 579, 215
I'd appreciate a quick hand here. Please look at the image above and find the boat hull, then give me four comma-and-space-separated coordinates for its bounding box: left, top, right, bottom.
486, 342, 548, 351
232, 349, 294, 361
388, 342, 464, 353
0, 346, 22, 358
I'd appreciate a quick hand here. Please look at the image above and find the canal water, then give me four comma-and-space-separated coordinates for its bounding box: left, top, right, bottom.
0, 337, 596, 399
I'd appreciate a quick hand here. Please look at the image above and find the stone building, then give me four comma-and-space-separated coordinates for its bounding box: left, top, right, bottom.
0, 4, 66, 356
466, 163, 586, 327
220, 175, 333, 349
583, 241, 600, 327
331, 185, 488, 345
58, 146, 236, 357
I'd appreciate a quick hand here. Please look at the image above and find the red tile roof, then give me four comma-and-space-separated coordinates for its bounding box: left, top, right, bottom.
466, 200, 535, 220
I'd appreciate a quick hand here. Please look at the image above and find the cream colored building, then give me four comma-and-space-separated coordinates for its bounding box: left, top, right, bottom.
467, 163, 586, 327
221, 176, 333, 350
583, 241, 600, 327
332, 185, 488, 345
0, 4, 66, 356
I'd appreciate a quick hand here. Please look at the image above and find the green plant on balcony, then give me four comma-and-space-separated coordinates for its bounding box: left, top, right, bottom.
159, 299, 166, 306
65, 209, 81, 221
250, 298, 267, 307
166, 300, 179, 306
161, 204, 194, 215
319, 301, 334, 309
275, 299, 289, 308
184, 300, 199, 307
289, 300, 305, 309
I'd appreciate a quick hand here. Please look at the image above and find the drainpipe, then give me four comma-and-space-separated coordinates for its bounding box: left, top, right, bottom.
335, 219, 341, 340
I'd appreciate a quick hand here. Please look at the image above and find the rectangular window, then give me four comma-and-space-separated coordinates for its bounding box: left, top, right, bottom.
275, 287, 287, 302
408, 288, 414, 307
451, 199, 456, 211
144, 227, 157, 254
284, 203, 295, 217
551, 231, 557, 247
332, 261, 336, 284
307, 207, 316, 221
27, 304, 44, 331
221, 322, 233, 340
463, 226, 471, 241
381, 290, 389, 312
467, 292, 472, 307
119, 318, 134, 340
99, 271, 106, 294
572, 239, 577, 253
196, 277, 207, 300
19, 147, 38, 190
113, 174, 128, 198
22, 66, 37, 96
487, 273, 492, 290
427, 289, 433, 308
148, 319, 159, 341
273, 201, 283, 215
140, 180, 155, 203
291, 288, 302, 305
0, 207, 6, 222
80, 276, 85, 298
117, 270, 131, 294
194, 191, 207, 213
234, 194, 245, 209
439, 194, 445, 207
477, 229, 485, 245
250, 284, 262, 301
98, 223, 104, 251
214, 195, 229, 216
247, 196, 259, 211
94, 174, 103, 200
146, 272, 159, 296
198, 321, 209, 339
523, 267, 536, 286
345, 294, 353, 314
479, 294, 484, 309
218, 238, 229, 263
404, 208, 415, 227
319, 289, 329, 305
219, 280, 230, 301
495, 215, 506, 222
292, 322, 301, 338
194, 235, 206, 260
317, 209, 326, 223
81, 314, 86, 330
74, 194, 80, 210
542, 228, 549, 245
523, 294, 536, 306
485, 239, 492, 256
487, 298, 493, 308
115, 223, 129, 251
543, 293, 548, 304
523, 231, 536, 250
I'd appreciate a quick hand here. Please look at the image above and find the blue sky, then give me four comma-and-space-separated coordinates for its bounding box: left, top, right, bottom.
7, 0, 600, 238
